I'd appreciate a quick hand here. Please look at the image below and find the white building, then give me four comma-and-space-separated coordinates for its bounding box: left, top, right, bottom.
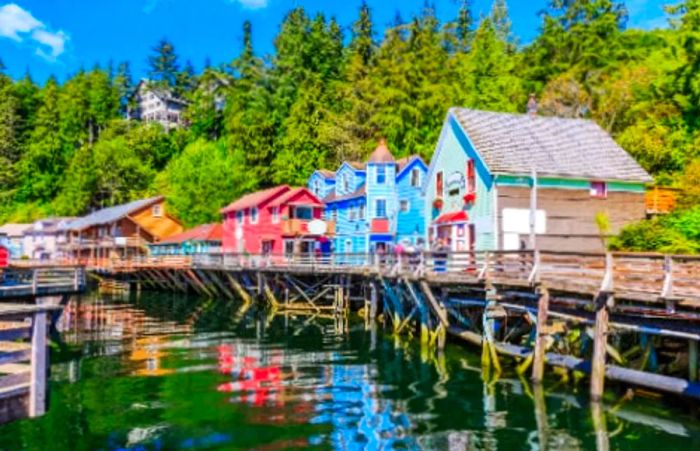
0, 223, 31, 259
126, 80, 188, 129
22, 218, 75, 260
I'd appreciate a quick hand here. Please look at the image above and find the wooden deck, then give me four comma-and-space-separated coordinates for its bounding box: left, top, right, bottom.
0, 304, 60, 423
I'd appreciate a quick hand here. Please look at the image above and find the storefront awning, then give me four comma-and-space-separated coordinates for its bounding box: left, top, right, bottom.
434, 211, 468, 224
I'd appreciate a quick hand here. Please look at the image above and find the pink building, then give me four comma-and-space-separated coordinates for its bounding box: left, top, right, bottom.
221, 185, 333, 255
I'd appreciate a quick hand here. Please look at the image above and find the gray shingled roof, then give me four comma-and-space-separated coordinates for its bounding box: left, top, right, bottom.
451, 108, 652, 183
62, 196, 163, 231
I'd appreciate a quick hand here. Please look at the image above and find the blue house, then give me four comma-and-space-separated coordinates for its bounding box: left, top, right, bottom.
308, 140, 428, 254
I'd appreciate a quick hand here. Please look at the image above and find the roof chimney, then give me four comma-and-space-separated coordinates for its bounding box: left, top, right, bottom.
527, 93, 538, 117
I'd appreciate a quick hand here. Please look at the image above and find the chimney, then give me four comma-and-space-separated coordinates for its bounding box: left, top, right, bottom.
527, 93, 538, 116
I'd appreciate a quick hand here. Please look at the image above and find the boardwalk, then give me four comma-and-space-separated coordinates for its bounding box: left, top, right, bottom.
92, 251, 700, 402
0, 265, 86, 300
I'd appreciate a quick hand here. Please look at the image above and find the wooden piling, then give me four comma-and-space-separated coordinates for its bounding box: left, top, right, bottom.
532, 286, 550, 384
591, 293, 611, 402
690, 339, 698, 382
29, 312, 47, 417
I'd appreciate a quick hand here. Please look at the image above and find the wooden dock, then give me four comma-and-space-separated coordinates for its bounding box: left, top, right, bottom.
94, 250, 700, 402
0, 304, 60, 423
0, 265, 86, 300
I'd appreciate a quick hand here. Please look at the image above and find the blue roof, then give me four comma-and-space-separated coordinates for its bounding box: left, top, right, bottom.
62, 196, 163, 231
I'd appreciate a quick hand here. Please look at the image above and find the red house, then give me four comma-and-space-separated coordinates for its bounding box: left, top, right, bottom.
221, 185, 334, 255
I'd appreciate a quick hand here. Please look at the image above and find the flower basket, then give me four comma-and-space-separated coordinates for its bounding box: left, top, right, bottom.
463, 192, 476, 205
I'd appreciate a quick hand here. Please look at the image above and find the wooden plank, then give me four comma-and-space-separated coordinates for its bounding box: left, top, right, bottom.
29, 312, 47, 417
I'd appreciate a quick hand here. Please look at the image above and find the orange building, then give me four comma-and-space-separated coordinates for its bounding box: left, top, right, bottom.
60, 196, 183, 262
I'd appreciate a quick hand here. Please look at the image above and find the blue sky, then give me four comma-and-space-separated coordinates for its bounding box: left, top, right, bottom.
0, 0, 671, 83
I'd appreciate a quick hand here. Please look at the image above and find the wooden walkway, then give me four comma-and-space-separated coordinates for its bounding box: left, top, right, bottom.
92, 250, 700, 402
0, 265, 86, 300
0, 304, 60, 423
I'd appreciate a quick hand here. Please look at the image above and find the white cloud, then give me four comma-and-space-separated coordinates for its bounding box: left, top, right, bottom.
0, 3, 41, 40
232, 0, 269, 10
0, 3, 68, 60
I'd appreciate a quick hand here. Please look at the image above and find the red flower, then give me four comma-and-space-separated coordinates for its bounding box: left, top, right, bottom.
463, 192, 477, 204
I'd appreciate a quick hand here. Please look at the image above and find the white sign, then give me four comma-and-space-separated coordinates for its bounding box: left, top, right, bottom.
115, 237, 127, 246
234, 226, 243, 240
446, 171, 465, 191
502, 208, 546, 234
307, 219, 327, 236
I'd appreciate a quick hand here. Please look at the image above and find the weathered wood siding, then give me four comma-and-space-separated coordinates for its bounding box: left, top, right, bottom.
497, 186, 647, 252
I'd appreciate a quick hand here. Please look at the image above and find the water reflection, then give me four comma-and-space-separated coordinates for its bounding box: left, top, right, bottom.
0, 293, 697, 450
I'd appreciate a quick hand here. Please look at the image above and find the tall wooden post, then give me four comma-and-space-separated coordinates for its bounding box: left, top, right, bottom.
529, 169, 538, 250
29, 311, 47, 417
690, 339, 698, 382
590, 293, 611, 401
531, 286, 550, 383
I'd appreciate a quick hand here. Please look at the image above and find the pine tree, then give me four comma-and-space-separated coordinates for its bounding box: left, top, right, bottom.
114, 61, 133, 115
148, 38, 180, 90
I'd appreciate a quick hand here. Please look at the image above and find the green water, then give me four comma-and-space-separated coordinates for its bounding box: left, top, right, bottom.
0, 293, 699, 450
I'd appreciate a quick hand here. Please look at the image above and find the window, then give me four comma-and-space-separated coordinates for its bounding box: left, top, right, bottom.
343, 175, 350, 193
271, 206, 280, 224
313, 180, 321, 196
349, 204, 356, 221
590, 181, 607, 199
376, 165, 386, 184
236, 210, 244, 224
345, 239, 353, 253
411, 168, 421, 187
436, 171, 444, 197
293, 206, 313, 220
400, 200, 410, 212
359, 203, 366, 220
250, 207, 259, 224
467, 160, 476, 193
331, 207, 338, 222
375, 199, 387, 218
152, 204, 162, 218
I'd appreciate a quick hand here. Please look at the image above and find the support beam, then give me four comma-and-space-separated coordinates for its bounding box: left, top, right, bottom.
29, 312, 47, 417
591, 293, 612, 402
690, 339, 698, 383
532, 286, 550, 384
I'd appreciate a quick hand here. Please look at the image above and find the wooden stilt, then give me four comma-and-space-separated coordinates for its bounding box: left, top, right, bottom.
29, 312, 47, 417
225, 273, 252, 304
532, 286, 550, 384
690, 339, 698, 382
591, 293, 611, 402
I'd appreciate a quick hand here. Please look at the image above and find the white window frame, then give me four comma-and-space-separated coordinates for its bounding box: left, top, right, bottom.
152, 204, 162, 218
411, 168, 421, 187
359, 203, 366, 220
400, 200, 410, 212
376, 165, 386, 184
375, 198, 387, 218
271, 206, 280, 224
590, 181, 607, 199
250, 207, 259, 224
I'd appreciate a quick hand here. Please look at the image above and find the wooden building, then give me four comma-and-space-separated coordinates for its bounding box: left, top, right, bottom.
424, 108, 653, 252
221, 186, 332, 255
307, 140, 428, 254
149, 223, 223, 256
61, 196, 183, 262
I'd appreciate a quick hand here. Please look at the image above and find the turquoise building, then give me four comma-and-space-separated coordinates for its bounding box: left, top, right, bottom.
424, 108, 652, 253
308, 140, 428, 254
149, 223, 223, 256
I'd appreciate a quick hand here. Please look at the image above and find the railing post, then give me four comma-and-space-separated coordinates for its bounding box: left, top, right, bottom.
31, 269, 38, 295
591, 252, 614, 402
73, 267, 79, 291
528, 250, 541, 285
29, 311, 47, 417
662, 255, 674, 309
532, 286, 550, 384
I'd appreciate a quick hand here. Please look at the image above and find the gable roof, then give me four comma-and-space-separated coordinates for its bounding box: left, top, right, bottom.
451, 108, 652, 183
0, 224, 31, 237
314, 169, 336, 179
396, 155, 427, 175
325, 185, 366, 204
63, 197, 165, 232
368, 139, 395, 164
133, 80, 188, 106
267, 187, 323, 208
221, 186, 290, 214
156, 223, 223, 245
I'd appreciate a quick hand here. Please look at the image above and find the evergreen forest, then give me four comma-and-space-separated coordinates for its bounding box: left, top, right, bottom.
3, 0, 700, 252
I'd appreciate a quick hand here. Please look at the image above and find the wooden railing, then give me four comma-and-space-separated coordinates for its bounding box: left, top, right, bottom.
94, 250, 700, 303
0, 266, 86, 298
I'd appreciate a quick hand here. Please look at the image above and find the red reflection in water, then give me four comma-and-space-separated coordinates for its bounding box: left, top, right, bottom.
216, 344, 284, 407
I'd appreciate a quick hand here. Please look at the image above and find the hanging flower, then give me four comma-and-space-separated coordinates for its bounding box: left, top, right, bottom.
463, 192, 477, 205
433, 198, 444, 210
